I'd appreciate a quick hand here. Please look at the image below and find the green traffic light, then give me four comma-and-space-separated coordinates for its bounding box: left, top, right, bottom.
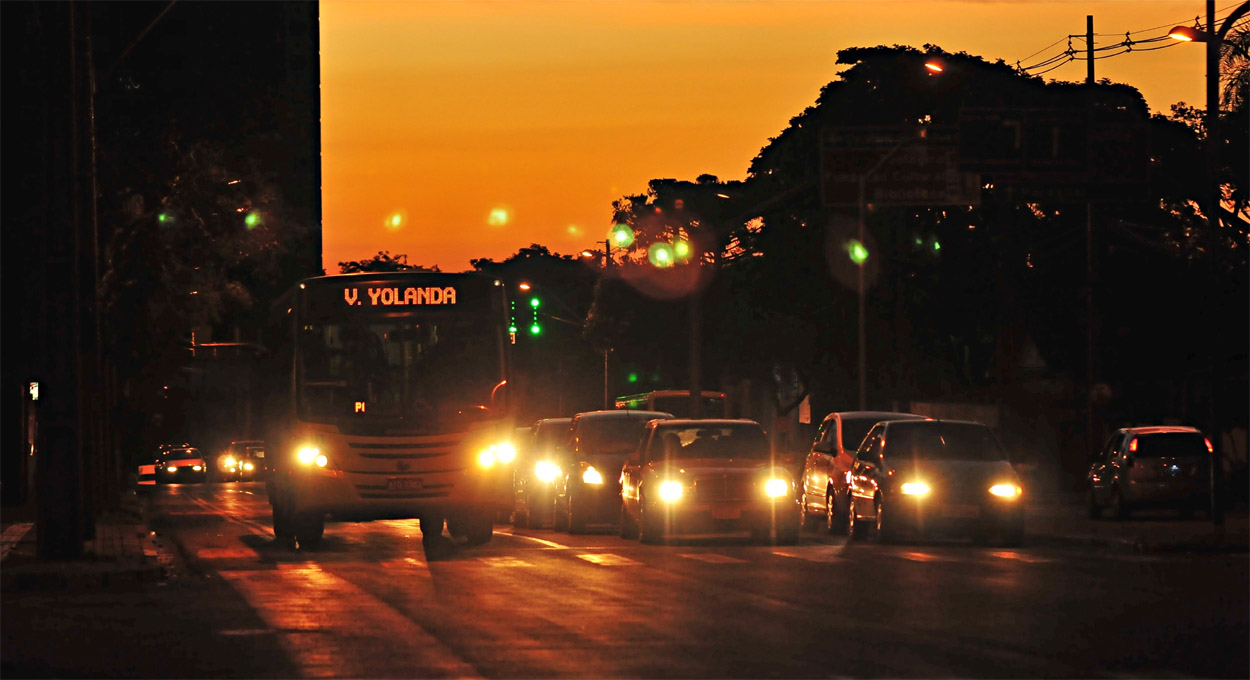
245, 211, 261, 228
157, 212, 173, 225
530, 323, 542, 335
846, 239, 869, 266
530, 297, 540, 309
627, 372, 639, 383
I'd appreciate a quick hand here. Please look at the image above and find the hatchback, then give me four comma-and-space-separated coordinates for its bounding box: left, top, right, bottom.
1087, 426, 1212, 519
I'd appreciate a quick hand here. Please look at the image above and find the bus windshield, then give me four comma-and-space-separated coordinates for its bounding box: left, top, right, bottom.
298, 313, 503, 428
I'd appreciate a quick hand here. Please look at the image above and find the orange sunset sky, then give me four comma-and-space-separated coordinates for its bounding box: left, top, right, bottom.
320, 0, 1212, 273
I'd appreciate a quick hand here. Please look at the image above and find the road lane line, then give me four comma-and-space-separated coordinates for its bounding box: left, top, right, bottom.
895, 551, 947, 562
1, 522, 33, 561
576, 553, 640, 566
189, 495, 274, 539
493, 529, 571, 550
989, 550, 1054, 564
772, 546, 844, 563
478, 556, 536, 567
222, 564, 481, 679
682, 553, 747, 564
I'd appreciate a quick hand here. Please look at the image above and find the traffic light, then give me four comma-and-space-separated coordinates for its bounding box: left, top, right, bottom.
648, 243, 675, 268
845, 239, 869, 266
244, 211, 262, 228
529, 296, 542, 335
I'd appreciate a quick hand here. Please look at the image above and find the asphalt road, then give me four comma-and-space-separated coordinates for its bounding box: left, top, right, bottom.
5, 482, 1248, 679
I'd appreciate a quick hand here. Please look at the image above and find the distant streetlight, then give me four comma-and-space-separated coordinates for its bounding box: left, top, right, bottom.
924, 59, 944, 73
1169, 0, 1249, 528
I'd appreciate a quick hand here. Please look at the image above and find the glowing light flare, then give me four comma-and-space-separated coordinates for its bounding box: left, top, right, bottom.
845, 239, 869, 266
901, 482, 931, 496
535, 460, 560, 483
582, 467, 604, 485
487, 206, 512, 227
925, 59, 944, 73
611, 224, 635, 247
764, 478, 789, 498
245, 211, 262, 229
673, 240, 692, 261
988, 484, 1022, 498
297, 446, 320, 465
648, 243, 675, 268
384, 210, 408, 232
659, 480, 684, 502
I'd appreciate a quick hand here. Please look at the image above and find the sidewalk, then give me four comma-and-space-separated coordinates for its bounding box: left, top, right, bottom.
1, 490, 167, 592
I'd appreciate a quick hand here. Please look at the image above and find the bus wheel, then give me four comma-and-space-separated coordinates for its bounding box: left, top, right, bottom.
421, 514, 447, 557
448, 511, 493, 547
293, 513, 324, 550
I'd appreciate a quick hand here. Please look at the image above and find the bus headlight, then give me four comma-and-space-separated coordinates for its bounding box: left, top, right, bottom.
582, 467, 604, 485
659, 480, 684, 503
901, 482, 931, 496
297, 446, 320, 465
764, 478, 789, 498
477, 442, 517, 469
989, 483, 1022, 499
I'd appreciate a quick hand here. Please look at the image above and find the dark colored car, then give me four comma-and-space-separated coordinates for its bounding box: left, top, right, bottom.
512, 418, 572, 529
553, 410, 673, 533
800, 411, 929, 535
619, 419, 801, 545
1087, 426, 1212, 520
218, 440, 266, 482
156, 446, 209, 484
847, 420, 1024, 545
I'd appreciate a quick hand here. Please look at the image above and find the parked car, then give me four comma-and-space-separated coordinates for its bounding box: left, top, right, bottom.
1087, 426, 1212, 520
800, 411, 929, 535
619, 419, 800, 545
553, 410, 673, 533
847, 419, 1024, 545
156, 446, 209, 484
512, 418, 572, 529
218, 440, 266, 482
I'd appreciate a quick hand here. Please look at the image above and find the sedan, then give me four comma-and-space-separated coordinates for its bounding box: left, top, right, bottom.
620, 419, 800, 545
847, 419, 1024, 545
156, 446, 209, 484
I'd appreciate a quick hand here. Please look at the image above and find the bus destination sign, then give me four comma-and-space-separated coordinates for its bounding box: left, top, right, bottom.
343, 286, 457, 307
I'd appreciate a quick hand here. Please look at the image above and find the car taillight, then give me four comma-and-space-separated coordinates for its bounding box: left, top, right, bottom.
1204, 438, 1213, 453
1128, 438, 1138, 453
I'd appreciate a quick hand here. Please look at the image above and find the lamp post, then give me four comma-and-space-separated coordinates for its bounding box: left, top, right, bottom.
1169, 0, 1248, 528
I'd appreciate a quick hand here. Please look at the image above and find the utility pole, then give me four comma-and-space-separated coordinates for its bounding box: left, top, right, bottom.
1085, 15, 1099, 466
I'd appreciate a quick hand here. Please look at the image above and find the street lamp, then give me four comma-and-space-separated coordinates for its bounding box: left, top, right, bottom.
1168, 0, 1248, 528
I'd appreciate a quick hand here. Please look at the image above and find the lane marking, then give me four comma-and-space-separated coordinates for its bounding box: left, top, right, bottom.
479, 556, 536, 568
189, 495, 273, 539
682, 553, 747, 564
577, 553, 640, 566
196, 547, 261, 560
773, 548, 843, 563
989, 551, 1054, 564
493, 529, 571, 550
223, 564, 481, 678
895, 551, 947, 562
1, 522, 34, 561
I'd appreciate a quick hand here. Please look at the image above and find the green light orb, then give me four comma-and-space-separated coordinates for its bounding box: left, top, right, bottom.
530, 297, 540, 309
530, 324, 542, 335
846, 239, 869, 266
673, 240, 691, 260
628, 372, 639, 383
610, 224, 635, 247
932, 240, 941, 252
245, 212, 261, 228
648, 243, 675, 268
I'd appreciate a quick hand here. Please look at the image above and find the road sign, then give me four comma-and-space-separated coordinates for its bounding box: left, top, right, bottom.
821, 126, 981, 207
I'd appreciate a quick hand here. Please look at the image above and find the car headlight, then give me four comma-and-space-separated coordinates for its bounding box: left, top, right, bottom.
582, 466, 604, 485
166, 466, 177, 473
659, 480, 684, 502
989, 483, 1022, 499
223, 456, 237, 468
297, 446, 320, 465
192, 465, 203, 471
764, 478, 790, 498
242, 462, 254, 471
901, 481, 931, 496
534, 460, 560, 483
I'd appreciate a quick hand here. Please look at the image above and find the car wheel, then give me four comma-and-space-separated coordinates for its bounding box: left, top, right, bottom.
292, 512, 324, 550
272, 503, 296, 549
774, 512, 800, 546
568, 497, 588, 534
1111, 488, 1130, 520
827, 492, 849, 536
553, 497, 569, 532
800, 491, 820, 532
875, 498, 897, 543
639, 499, 665, 545
847, 497, 870, 541
1087, 488, 1102, 519
619, 504, 640, 540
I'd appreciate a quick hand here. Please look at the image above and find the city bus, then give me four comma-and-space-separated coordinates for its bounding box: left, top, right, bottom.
263, 271, 516, 551
615, 389, 728, 419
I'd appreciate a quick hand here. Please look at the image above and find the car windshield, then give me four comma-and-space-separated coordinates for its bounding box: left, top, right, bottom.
655, 424, 770, 460
650, 395, 724, 419
840, 417, 885, 451
579, 417, 654, 456
885, 422, 1006, 462
166, 449, 200, 461
1134, 432, 1208, 458
534, 422, 571, 451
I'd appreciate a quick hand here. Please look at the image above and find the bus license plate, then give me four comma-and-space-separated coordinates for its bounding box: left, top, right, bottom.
388, 477, 423, 491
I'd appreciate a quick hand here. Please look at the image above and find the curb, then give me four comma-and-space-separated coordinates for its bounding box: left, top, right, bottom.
1, 560, 165, 592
